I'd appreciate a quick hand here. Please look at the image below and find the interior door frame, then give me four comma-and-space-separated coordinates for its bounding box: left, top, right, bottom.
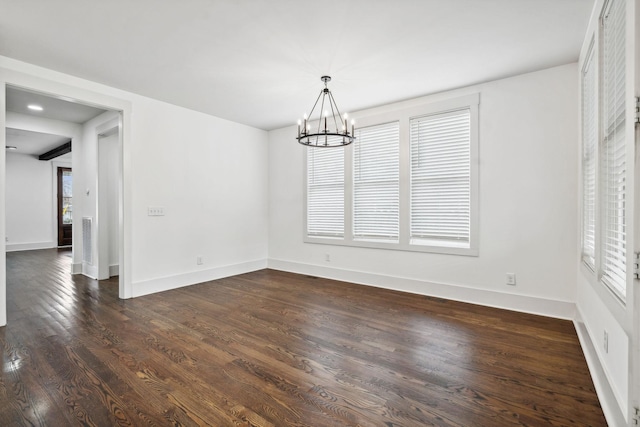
96, 119, 120, 281
631, 0, 640, 422
0, 68, 133, 327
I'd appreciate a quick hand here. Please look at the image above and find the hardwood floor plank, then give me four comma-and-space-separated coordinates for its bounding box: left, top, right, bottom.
1, 324, 76, 426
1, 249, 606, 426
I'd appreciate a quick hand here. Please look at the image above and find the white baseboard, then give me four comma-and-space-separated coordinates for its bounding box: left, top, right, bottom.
71, 263, 82, 274
132, 258, 268, 298
77, 265, 119, 279
82, 262, 98, 279
574, 309, 627, 427
267, 259, 575, 320
109, 264, 119, 277
6, 241, 55, 252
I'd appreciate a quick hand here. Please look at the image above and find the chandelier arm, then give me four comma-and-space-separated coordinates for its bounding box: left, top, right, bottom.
328, 94, 338, 132
306, 89, 324, 125
317, 92, 327, 136
327, 91, 342, 133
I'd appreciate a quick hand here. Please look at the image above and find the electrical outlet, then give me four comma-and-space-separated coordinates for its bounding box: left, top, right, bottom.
197, 256, 203, 265
603, 330, 609, 353
325, 253, 330, 262
506, 273, 516, 286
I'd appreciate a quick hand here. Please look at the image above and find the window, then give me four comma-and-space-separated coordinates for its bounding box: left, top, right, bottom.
599, 0, 626, 298
306, 141, 344, 238
353, 122, 400, 241
410, 109, 471, 248
581, 44, 597, 269
305, 94, 479, 255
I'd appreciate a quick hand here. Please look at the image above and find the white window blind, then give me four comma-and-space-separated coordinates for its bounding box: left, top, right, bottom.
410, 109, 471, 246
353, 122, 400, 241
581, 47, 597, 269
307, 140, 344, 237
600, 0, 626, 298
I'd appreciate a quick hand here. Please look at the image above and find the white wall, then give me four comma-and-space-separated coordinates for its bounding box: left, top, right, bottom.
268, 63, 579, 319
130, 97, 269, 295
5, 112, 78, 252
0, 55, 270, 325
572, 1, 636, 425
5, 153, 59, 251
71, 82, 270, 294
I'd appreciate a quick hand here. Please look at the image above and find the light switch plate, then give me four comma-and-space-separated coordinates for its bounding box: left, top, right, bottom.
148, 207, 165, 216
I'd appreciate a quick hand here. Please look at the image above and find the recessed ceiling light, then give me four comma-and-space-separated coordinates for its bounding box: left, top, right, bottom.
27, 104, 43, 111
6, 146, 17, 150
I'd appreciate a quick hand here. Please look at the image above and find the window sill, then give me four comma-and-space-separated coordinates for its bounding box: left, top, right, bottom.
304, 235, 478, 257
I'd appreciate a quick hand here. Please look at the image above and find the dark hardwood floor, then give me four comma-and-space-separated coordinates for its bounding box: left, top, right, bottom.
1, 249, 606, 426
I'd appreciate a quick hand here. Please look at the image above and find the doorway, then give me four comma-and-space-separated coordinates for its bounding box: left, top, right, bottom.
97, 123, 120, 280
57, 167, 72, 247
1, 78, 132, 327
3, 84, 128, 296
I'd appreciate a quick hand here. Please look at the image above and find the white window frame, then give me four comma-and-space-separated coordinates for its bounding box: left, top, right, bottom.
598, 0, 627, 301
303, 93, 479, 256
581, 39, 598, 272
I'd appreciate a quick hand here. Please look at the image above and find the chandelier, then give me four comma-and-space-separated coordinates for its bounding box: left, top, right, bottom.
297, 76, 355, 147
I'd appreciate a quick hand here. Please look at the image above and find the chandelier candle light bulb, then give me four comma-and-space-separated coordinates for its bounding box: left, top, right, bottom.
296, 76, 356, 147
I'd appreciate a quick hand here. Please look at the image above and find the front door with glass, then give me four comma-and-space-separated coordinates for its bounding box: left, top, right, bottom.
57, 167, 72, 247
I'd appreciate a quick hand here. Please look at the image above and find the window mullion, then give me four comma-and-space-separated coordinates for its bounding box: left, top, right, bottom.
399, 116, 411, 246
344, 141, 354, 243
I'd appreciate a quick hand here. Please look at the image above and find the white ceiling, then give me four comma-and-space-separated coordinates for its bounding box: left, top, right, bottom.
6, 128, 70, 158
6, 86, 107, 124
5, 86, 107, 159
0, 0, 594, 131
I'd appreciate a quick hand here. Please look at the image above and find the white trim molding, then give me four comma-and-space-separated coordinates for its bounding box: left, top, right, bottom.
82, 262, 98, 280
132, 259, 268, 298
71, 262, 82, 275
267, 258, 575, 320
6, 241, 56, 252
574, 308, 627, 427
109, 264, 119, 277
